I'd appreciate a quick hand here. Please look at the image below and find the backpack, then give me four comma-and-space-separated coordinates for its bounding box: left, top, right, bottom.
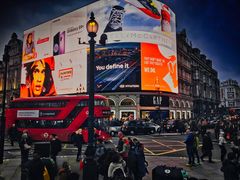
112, 168, 126, 180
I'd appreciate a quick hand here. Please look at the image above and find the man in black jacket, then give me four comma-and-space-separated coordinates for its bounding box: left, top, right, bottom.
73, 128, 84, 161
50, 134, 62, 165
201, 131, 214, 163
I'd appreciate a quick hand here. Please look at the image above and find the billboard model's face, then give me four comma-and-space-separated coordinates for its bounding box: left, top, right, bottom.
21, 0, 177, 97
31, 60, 46, 96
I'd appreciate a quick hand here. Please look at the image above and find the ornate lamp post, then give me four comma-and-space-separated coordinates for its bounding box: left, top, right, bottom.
0, 45, 10, 164
86, 12, 98, 147
82, 12, 98, 180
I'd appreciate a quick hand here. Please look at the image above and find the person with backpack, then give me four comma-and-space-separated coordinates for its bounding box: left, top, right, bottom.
108, 153, 126, 180
95, 139, 106, 161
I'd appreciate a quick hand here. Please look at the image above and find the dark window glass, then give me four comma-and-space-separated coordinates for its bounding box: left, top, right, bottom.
10, 100, 69, 108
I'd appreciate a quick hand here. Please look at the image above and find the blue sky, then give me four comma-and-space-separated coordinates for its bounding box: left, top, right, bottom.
1, 0, 240, 83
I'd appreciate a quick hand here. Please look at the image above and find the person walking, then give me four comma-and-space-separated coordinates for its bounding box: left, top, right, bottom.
73, 128, 84, 162
50, 134, 62, 165
201, 131, 214, 163
184, 129, 194, 166
193, 131, 200, 165
8, 124, 19, 146
221, 152, 240, 180
219, 131, 227, 162
134, 139, 148, 180
19, 130, 32, 165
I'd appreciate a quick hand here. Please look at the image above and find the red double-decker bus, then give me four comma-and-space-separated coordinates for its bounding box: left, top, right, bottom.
6, 95, 111, 142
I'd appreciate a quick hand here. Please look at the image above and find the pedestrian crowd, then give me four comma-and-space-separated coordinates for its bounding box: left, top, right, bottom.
7, 126, 148, 180
183, 118, 240, 180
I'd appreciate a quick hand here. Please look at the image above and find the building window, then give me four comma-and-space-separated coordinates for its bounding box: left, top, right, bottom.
108, 98, 116, 106
120, 98, 136, 106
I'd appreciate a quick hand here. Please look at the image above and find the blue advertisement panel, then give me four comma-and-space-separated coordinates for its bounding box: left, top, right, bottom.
94, 43, 140, 92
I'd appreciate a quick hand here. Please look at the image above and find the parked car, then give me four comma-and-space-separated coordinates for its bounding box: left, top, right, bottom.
121, 120, 156, 135
146, 122, 161, 133
106, 120, 123, 136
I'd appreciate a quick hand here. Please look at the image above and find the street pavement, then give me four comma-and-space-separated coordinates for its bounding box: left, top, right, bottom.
0, 133, 225, 180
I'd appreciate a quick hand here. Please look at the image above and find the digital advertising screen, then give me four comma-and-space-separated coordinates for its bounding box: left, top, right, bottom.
94, 43, 140, 92
21, 0, 177, 97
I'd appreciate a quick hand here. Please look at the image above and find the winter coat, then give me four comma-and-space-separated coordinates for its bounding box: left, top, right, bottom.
202, 134, 213, 152
221, 159, 240, 180
184, 133, 194, 147
50, 139, 62, 156
73, 133, 83, 147
108, 160, 126, 178
135, 143, 147, 178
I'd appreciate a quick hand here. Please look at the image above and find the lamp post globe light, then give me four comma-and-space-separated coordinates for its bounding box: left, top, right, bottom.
82, 12, 99, 180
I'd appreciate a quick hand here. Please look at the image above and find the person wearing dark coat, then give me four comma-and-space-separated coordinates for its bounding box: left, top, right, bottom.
19, 130, 32, 165
8, 124, 19, 146
73, 128, 84, 162
201, 131, 214, 163
128, 139, 138, 179
28, 152, 45, 180
221, 152, 240, 180
134, 139, 148, 180
50, 134, 62, 165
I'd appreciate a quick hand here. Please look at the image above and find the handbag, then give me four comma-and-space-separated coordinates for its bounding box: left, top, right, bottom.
43, 166, 50, 180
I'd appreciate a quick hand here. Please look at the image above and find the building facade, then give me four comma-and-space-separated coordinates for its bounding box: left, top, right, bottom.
0, 33, 22, 106
0, 30, 221, 121
220, 79, 240, 109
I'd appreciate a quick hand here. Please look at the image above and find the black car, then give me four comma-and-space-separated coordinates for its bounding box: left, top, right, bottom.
121, 120, 155, 135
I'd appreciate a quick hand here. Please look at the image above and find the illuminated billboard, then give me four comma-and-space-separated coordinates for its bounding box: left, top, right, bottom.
21, 0, 177, 97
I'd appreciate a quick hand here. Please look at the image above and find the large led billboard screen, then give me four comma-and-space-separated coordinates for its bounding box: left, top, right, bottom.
21, 0, 177, 97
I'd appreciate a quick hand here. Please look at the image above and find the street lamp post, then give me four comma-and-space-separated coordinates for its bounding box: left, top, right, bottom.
0, 45, 10, 164
86, 11, 98, 148
82, 12, 98, 180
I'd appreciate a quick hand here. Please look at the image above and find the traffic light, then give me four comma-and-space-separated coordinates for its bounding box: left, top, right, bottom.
99, 33, 107, 46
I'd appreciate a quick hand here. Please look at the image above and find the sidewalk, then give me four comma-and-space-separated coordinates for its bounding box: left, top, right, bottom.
0, 155, 224, 180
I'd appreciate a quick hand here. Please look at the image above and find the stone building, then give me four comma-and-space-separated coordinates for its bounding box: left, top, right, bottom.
220, 79, 240, 109
0, 33, 22, 106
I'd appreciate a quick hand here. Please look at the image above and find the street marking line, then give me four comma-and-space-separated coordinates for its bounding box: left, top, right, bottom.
152, 140, 175, 150
156, 147, 186, 155
144, 147, 155, 155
